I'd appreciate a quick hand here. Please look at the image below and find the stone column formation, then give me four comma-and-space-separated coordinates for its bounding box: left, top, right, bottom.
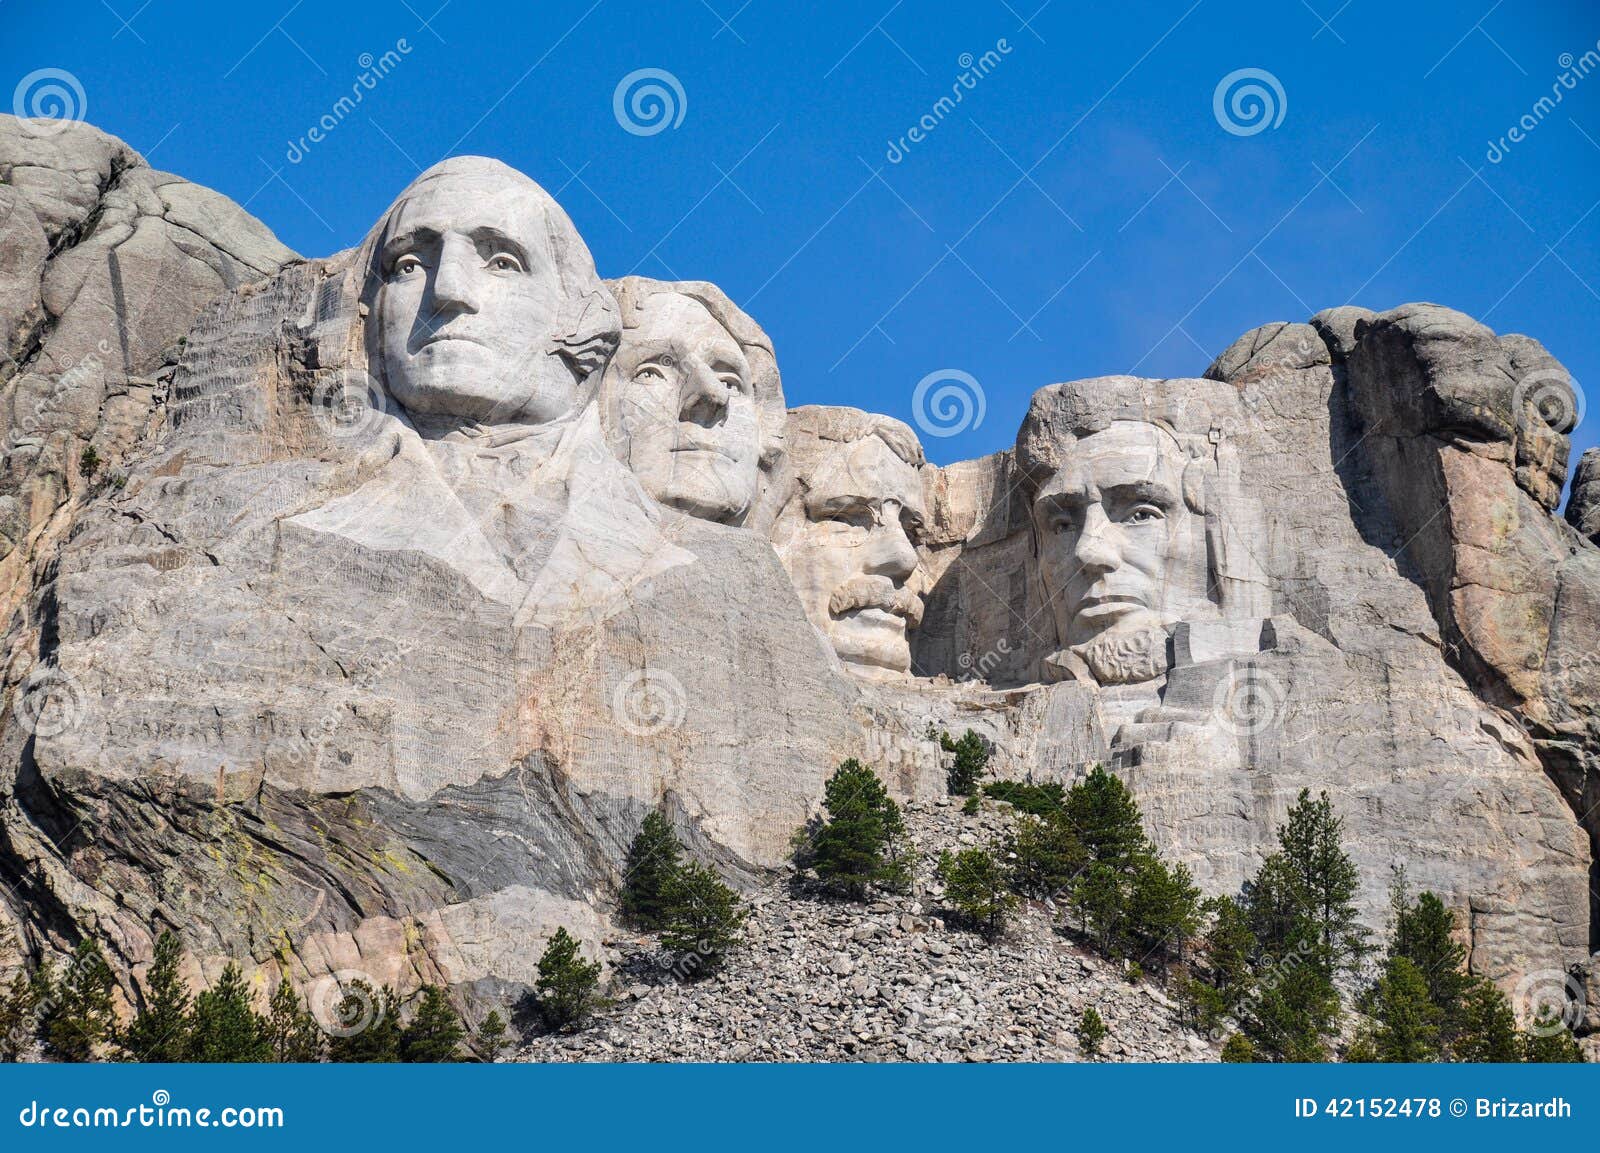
0, 115, 1595, 1027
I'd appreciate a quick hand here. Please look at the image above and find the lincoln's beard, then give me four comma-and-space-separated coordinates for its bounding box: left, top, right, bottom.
1069, 622, 1172, 685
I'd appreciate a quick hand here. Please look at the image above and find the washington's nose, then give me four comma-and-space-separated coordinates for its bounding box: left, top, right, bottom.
678, 359, 730, 428
865, 511, 918, 584
428, 233, 481, 318
1070, 505, 1120, 578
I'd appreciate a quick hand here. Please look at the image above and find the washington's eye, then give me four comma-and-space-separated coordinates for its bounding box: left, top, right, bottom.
486, 252, 524, 273
392, 254, 424, 277
1124, 504, 1164, 525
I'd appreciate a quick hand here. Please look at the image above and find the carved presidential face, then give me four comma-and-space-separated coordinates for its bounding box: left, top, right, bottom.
609, 292, 761, 524
1034, 421, 1208, 655
375, 166, 586, 425
782, 434, 926, 678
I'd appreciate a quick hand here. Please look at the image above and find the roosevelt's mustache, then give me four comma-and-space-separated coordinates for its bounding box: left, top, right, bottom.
829, 575, 924, 629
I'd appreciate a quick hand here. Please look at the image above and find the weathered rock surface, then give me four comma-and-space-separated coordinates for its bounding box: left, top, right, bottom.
0, 118, 1595, 1050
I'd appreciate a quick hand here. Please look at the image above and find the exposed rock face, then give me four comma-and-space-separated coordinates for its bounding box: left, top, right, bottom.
0, 118, 1595, 1041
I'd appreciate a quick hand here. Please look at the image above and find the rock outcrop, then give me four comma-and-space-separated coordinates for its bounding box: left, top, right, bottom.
0, 116, 1594, 1043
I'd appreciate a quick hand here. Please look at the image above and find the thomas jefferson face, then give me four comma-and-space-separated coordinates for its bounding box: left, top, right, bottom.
1034, 421, 1203, 650
376, 166, 582, 424
610, 292, 761, 524
784, 435, 926, 677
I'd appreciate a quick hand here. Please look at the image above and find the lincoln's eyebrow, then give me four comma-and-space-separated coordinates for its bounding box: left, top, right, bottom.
1102, 478, 1179, 506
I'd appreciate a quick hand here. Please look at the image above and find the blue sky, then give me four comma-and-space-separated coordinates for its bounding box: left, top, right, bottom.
7, 0, 1599, 490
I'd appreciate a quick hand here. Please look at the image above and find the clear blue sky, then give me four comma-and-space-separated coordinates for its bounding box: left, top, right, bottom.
7, 0, 1599, 490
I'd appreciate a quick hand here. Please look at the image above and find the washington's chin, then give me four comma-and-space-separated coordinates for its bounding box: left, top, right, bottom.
827, 609, 912, 677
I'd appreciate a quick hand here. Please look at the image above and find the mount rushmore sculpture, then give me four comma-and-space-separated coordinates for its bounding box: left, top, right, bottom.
1, 117, 1597, 1030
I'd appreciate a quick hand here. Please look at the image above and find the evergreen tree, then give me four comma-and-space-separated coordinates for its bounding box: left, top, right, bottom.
619, 810, 684, 930
0, 967, 42, 1062
1452, 978, 1522, 1063
326, 981, 402, 1062
800, 759, 910, 899
473, 1010, 510, 1062
939, 730, 989, 796
120, 931, 192, 1062
1067, 862, 1128, 954
1521, 1010, 1585, 1063
1177, 896, 1257, 1035
41, 940, 116, 1062
1389, 887, 1469, 1038
1124, 854, 1202, 973
660, 860, 747, 978
1003, 812, 1086, 898
266, 977, 324, 1062
186, 962, 270, 1062
1243, 958, 1341, 1063
936, 846, 1018, 942
1076, 1006, 1107, 1057
1062, 767, 1151, 868
533, 928, 603, 1030
400, 985, 465, 1062
1254, 789, 1367, 979
1220, 1033, 1255, 1062
1366, 955, 1441, 1062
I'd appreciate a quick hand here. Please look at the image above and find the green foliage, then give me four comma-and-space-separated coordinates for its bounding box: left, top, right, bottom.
1366, 955, 1441, 1062
1451, 978, 1522, 1062
326, 981, 402, 1062
1123, 854, 1202, 968
620, 810, 684, 930
983, 779, 1066, 816
473, 1010, 510, 1061
1220, 1033, 1255, 1063
41, 940, 116, 1062
1522, 1011, 1585, 1063
1063, 766, 1151, 868
936, 846, 1018, 942
1248, 789, 1367, 980
0, 967, 42, 1062
265, 977, 323, 1062
1387, 886, 1468, 1038
660, 860, 747, 978
533, 928, 603, 1031
400, 985, 465, 1062
1244, 957, 1341, 1063
800, 759, 910, 899
1076, 1006, 1107, 1057
1124, 962, 1143, 985
79, 445, 100, 478
1003, 811, 1086, 898
187, 962, 270, 1062
939, 730, 990, 796
120, 931, 192, 1062
960, 794, 980, 816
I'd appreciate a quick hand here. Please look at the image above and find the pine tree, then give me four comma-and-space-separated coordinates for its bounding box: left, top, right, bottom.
0, 967, 42, 1062
1366, 955, 1441, 1062
326, 981, 402, 1062
1521, 1010, 1585, 1063
939, 730, 989, 796
1003, 812, 1086, 898
936, 846, 1018, 942
265, 977, 324, 1062
473, 1009, 510, 1061
1124, 853, 1202, 972
400, 985, 464, 1062
533, 928, 603, 1030
1244, 958, 1340, 1063
619, 810, 684, 930
1258, 789, 1368, 979
186, 962, 270, 1062
1068, 862, 1128, 955
1076, 1006, 1107, 1057
1389, 887, 1469, 1037
1451, 978, 1522, 1062
1063, 766, 1151, 868
800, 759, 910, 899
120, 931, 192, 1062
660, 860, 747, 978
1220, 1033, 1255, 1062
41, 940, 116, 1062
